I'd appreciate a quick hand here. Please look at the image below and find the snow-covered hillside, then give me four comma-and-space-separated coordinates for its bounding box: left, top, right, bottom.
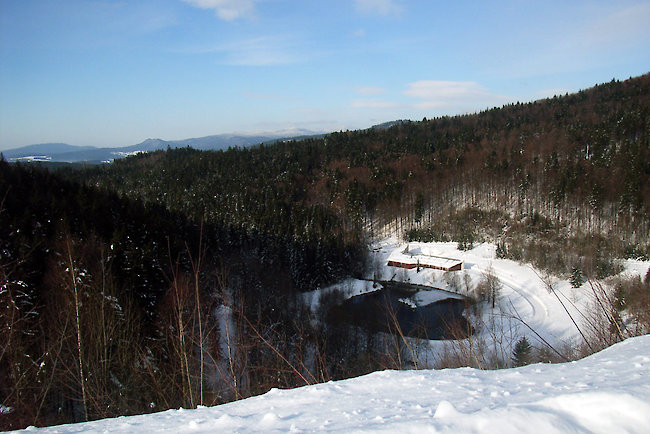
303, 239, 649, 365
17, 335, 650, 433
16, 240, 648, 433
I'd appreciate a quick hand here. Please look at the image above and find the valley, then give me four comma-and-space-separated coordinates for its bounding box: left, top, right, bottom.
1, 74, 649, 430
3, 1, 649, 431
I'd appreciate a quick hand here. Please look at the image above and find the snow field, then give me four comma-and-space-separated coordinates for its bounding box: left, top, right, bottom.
20, 335, 650, 433
301, 238, 648, 369
364, 239, 649, 359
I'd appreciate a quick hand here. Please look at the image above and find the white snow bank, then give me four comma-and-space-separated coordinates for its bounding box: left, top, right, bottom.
412, 289, 463, 306
301, 278, 383, 312
399, 290, 464, 310
22, 334, 650, 433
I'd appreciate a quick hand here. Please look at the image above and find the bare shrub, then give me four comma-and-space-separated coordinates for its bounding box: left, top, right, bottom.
443, 271, 461, 293
581, 275, 650, 354
475, 265, 502, 308
613, 273, 650, 333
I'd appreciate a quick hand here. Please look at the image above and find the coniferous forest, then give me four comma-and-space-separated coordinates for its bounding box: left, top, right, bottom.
1, 74, 649, 428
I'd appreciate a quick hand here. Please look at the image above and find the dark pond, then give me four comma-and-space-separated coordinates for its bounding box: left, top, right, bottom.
333, 281, 473, 340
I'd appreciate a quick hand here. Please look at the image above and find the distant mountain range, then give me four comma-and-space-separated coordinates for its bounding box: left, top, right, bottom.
1, 129, 325, 164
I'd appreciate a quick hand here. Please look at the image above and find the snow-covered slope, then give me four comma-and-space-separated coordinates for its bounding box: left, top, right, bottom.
16, 240, 648, 432
18, 335, 650, 433
301, 239, 648, 368
364, 240, 648, 354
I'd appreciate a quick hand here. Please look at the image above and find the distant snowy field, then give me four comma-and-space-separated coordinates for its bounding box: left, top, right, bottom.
16, 240, 650, 433
16, 336, 650, 433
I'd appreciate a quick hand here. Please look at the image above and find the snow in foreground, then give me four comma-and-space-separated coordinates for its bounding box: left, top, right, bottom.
20, 335, 650, 433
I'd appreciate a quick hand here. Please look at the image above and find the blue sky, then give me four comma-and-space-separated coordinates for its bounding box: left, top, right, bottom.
1, 0, 649, 150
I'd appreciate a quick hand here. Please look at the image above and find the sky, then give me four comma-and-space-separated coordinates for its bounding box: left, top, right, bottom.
1, 0, 649, 150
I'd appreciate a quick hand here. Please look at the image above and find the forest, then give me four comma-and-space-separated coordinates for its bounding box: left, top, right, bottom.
66, 74, 650, 269
1, 74, 649, 429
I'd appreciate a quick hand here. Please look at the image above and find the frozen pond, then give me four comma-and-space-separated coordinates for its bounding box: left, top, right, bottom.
332, 281, 472, 340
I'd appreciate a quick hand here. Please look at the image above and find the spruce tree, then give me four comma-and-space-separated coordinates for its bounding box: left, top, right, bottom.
570, 266, 584, 288
512, 336, 533, 367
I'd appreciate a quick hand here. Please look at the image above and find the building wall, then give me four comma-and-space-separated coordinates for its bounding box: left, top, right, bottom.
387, 260, 463, 272
387, 260, 417, 269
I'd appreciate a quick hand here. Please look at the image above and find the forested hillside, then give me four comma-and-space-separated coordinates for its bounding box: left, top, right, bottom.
2, 74, 649, 429
0, 161, 368, 429
67, 74, 649, 276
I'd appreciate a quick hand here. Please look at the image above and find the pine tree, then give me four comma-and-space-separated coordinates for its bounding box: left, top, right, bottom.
512, 336, 533, 367
570, 266, 584, 288
496, 241, 508, 259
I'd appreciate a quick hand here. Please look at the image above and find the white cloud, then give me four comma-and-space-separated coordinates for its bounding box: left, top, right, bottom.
224, 49, 294, 66
355, 86, 386, 95
182, 0, 258, 21
180, 36, 298, 66
580, 3, 650, 49
404, 80, 506, 111
354, 0, 403, 16
494, 3, 650, 79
